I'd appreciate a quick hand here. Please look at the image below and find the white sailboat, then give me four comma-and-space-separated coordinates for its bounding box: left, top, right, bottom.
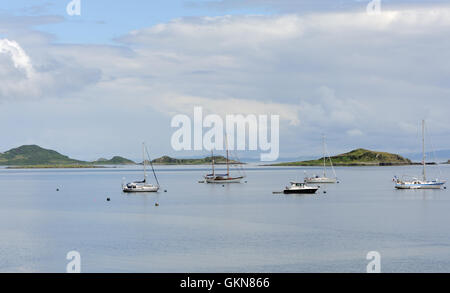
122, 143, 160, 193
394, 120, 446, 190
305, 135, 338, 184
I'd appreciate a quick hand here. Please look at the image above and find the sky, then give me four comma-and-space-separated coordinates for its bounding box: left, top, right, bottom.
0, 0, 450, 161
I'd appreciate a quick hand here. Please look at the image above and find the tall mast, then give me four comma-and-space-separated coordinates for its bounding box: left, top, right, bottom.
422, 120, 426, 181
225, 134, 230, 177
143, 142, 146, 182
322, 134, 326, 177
211, 149, 215, 176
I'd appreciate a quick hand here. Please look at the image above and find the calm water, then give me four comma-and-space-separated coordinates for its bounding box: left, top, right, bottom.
0, 164, 449, 273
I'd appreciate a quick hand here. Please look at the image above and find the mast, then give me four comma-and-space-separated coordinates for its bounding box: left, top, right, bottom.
422, 120, 426, 181
322, 134, 326, 178
143, 142, 147, 182
144, 144, 160, 187
225, 134, 230, 177
211, 149, 215, 176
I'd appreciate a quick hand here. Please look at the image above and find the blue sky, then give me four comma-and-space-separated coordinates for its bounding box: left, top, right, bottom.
3, 0, 269, 44
1, 0, 450, 161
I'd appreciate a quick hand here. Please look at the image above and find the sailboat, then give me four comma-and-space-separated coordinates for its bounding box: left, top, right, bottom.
305, 135, 337, 184
394, 120, 446, 190
204, 139, 245, 184
122, 143, 160, 193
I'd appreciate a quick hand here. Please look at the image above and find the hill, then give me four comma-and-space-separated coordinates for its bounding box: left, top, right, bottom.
150, 155, 242, 165
0, 145, 135, 167
271, 148, 412, 166
0, 145, 85, 166
92, 156, 135, 165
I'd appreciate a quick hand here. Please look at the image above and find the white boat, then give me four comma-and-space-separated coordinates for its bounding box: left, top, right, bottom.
123, 143, 160, 193
305, 135, 338, 184
394, 120, 446, 190
283, 182, 320, 194
204, 140, 245, 184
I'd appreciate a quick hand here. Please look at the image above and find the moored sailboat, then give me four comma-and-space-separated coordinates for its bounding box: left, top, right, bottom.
394, 120, 446, 190
122, 143, 160, 193
305, 135, 338, 184
204, 139, 245, 184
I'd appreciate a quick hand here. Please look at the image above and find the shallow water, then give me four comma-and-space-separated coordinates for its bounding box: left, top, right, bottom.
0, 164, 449, 272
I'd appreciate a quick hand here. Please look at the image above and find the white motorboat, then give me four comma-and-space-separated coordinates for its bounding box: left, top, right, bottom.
123, 143, 160, 193
305, 135, 338, 184
283, 182, 320, 194
394, 120, 446, 190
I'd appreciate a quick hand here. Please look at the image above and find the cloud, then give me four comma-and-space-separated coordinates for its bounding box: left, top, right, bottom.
0, 38, 101, 102
0, 39, 34, 77
157, 93, 300, 125
188, 0, 450, 13
2, 5, 450, 157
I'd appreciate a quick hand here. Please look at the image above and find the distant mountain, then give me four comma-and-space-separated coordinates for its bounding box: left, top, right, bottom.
0, 145, 85, 166
150, 155, 242, 165
0, 145, 135, 167
271, 148, 412, 166
92, 156, 135, 165
400, 149, 450, 163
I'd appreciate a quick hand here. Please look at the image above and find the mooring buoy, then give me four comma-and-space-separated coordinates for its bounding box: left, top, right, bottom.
107, 198, 110, 202
155, 203, 159, 207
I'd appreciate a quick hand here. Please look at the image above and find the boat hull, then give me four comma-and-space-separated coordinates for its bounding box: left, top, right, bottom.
305, 177, 337, 184
205, 176, 244, 184
122, 185, 159, 193
395, 182, 445, 190
283, 188, 319, 194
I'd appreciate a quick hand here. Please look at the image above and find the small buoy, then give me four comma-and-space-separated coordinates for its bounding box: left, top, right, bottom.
164, 190, 167, 193
56, 188, 59, 192
323, 191, 327, 194
245, 181, 248, 183
444, 187, 447, 190
222, 185, 225, 187
106, 198, 110, 202
337, 181, 340, 184
155, 203, 159, 207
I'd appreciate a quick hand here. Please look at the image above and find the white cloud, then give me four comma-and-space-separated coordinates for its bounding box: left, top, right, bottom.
0, 39, 34, 78
2, 5, 450, 156
0, 38, 101, 102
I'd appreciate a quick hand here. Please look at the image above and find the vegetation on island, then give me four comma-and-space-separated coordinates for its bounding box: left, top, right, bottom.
92, 156, 136, 165
0, 145, 134, 168
150, 155, 243, 165
271, 148, 412, 166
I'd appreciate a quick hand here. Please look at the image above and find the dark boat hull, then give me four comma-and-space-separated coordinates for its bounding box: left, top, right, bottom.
283, 188, 319, 194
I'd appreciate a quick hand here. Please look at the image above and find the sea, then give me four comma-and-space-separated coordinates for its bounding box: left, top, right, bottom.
0, 164, 449, 273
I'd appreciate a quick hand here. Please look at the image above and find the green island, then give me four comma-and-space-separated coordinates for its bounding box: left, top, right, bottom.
270, 148, 412, 166
0, 145, 243, 168
0, 145, 135, 168
150, 155, 242, 165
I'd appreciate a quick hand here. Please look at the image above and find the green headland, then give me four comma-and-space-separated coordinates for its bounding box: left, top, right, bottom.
271, 148, 412, 166
0, 145, 135, 168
